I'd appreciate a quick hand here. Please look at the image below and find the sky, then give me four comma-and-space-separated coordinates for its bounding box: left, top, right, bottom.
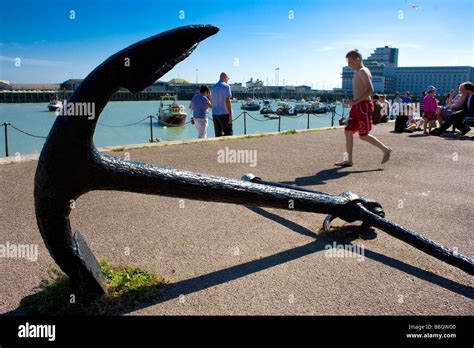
0, 0, 473, 88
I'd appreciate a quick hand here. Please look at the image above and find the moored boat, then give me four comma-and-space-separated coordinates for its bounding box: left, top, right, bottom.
47, 98, 63, 111
276, 102, 297, 116
157, 94, 187, 126
241, 99, 260, 111
260, 100, 274, 114
312, 101, 329, 114
294, 101, 312, 113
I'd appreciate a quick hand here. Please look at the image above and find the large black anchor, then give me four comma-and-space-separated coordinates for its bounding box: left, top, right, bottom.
34, 25, 473, 295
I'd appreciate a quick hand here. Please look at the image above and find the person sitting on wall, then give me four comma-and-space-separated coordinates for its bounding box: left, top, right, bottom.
372, 94, 382, 124
379, 94, 390, 123
393, 92, 403, 120
437, 87, 468, 126
430, 82, 474, 138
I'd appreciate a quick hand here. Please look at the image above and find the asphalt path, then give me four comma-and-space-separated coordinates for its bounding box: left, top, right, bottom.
1, 123, 472, 315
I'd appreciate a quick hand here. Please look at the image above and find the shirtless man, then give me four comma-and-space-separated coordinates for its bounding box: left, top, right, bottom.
335, 49, 392, 167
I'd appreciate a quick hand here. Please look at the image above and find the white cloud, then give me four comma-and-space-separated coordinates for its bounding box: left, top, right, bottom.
315, 46, 336, 52
0, 55, 64, 67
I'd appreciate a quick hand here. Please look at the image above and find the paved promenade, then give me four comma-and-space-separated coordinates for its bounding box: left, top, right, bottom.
1, 123, 472, 315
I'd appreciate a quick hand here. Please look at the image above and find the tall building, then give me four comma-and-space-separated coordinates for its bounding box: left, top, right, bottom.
341, 46, 473, 95
342, 46, 399, 93
394, 66, 474, 95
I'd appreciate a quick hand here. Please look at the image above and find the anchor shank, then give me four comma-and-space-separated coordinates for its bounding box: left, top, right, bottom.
91, 153, 358, 217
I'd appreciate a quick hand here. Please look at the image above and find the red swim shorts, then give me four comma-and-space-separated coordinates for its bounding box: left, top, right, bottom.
345, 100, 374, 136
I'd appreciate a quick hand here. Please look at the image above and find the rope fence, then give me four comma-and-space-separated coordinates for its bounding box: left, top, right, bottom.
1, 108, 344, 158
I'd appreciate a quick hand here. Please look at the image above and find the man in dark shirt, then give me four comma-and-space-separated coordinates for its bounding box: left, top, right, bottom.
211, 72, 233, 137
431, 82, 473, 137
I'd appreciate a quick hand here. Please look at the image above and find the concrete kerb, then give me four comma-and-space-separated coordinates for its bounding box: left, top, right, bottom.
0, 125, 344, 165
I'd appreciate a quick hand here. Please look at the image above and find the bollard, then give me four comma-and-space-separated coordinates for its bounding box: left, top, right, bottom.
307, 112, 310, 130
331, 110, 335, 127
149, 115, 154, 143
278, 114, 281, 132
243, 112, 247, 135
2, 122, 10, 157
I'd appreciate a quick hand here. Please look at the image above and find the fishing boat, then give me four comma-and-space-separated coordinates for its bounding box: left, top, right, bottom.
312, 101, 330, 114
260, 100, 274, 114
47, 98, 63, 111
157, 94, 187, 126
294, 101, 312, 113
241, 99, 260, 111
276, 102, 297, 116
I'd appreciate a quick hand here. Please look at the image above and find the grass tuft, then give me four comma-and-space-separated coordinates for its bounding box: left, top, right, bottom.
280, 129, 297, 135
20, 259, 167, 315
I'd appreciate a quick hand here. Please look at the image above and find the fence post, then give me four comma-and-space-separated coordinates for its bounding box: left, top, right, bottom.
331, 109, 335, 127
278, 114, 281, 132
149, 115, 154, 143
243, 112, 247, 135
307, 112, 310, 129
2, 122, 10, 157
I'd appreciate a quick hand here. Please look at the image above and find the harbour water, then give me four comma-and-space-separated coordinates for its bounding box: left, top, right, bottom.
0, 101, 346, 157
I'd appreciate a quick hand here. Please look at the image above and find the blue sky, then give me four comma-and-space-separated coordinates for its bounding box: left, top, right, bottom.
0, 0, 472, 88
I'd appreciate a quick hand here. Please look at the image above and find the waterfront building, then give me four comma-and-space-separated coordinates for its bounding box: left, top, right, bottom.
147, 81, 168, 92
60, 79, 83, 91
394, 66, 474, 95
246, 78, 264, 91
0, 80, 61, 91
341, 46, 473, 94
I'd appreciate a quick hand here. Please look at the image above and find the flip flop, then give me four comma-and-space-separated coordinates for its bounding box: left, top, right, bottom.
381, 148, 392, 164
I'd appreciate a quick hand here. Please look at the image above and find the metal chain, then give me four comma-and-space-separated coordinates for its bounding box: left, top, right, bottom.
245, 112, 274, 122
98, 116, 150, 127
310, 113, 330, 118
280, 113, 305, 119
9, 124, 47, 139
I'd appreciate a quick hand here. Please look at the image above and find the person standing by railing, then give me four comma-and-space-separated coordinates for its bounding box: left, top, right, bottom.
190, 85, 212, 139
211, 72, 233, 137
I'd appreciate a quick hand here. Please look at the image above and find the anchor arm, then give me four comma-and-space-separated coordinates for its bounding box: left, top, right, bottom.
354, 203, 474, 275
243, 173, 474, 275
34, 25, 221, 293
